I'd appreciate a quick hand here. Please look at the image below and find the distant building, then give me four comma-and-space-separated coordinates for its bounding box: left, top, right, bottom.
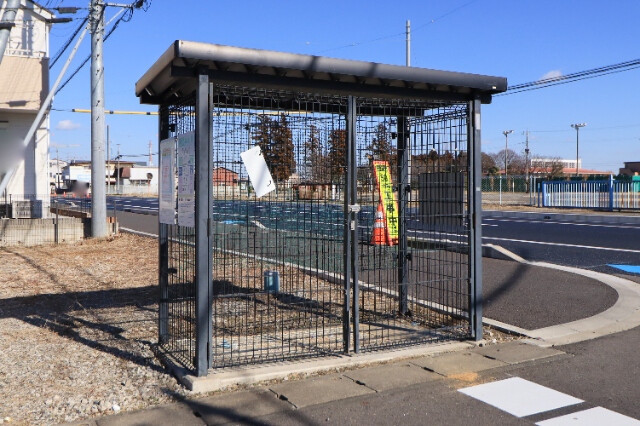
62, 160, 136, 192
531, 158, 582, 170
619, 161, 640, 176
0, 0, 53, 215
212, 167, 238, 186
118, 165, 158, 187
49, 158, 67, 192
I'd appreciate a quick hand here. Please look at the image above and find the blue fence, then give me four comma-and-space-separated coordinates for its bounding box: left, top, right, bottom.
540, 177, 640, 210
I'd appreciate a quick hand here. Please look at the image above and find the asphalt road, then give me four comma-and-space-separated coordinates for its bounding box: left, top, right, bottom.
106, 196, 640, 276
482, 216, 640, 274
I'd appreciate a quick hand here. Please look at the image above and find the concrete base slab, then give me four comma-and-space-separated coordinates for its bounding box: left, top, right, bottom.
186, 389, 292, 424
410, 351, 506, 376
96, 403, 204, 426
171, 341, 472, 393
270, 374, 374, 408
343, 362, 440, 392
473, 341, 564, 364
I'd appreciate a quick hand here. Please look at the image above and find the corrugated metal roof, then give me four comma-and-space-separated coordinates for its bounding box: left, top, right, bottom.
136, 41, 507, 105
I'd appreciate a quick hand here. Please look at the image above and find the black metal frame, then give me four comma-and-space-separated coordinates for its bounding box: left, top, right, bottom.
145, 44, 494, 376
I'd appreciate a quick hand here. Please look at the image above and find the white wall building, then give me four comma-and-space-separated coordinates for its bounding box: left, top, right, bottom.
531, 158, 582, 170
0, 0, 52, 215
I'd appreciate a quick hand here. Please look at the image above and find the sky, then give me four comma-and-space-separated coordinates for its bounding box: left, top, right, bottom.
46, 0, 640, 173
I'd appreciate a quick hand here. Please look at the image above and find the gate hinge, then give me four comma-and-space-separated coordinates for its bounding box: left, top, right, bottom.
348, 204, 361, 213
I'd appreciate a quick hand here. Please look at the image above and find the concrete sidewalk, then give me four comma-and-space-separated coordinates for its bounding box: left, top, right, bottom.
67, 340, 567, 426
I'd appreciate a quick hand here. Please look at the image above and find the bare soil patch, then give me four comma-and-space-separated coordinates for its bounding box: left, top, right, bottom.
0, 234, 188, 425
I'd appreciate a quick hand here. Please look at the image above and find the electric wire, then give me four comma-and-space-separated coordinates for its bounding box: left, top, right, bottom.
315, 0, 478, 54
497, 58, 640, 96
50, 16, 88, 68
55, 6, 133, 95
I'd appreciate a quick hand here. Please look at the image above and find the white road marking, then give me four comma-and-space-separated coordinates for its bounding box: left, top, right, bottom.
482, 224, 499, 227
483, 236, 640, 254
485, 218, 640, 230
536, 407, 640, 425
459, 377, 583, 418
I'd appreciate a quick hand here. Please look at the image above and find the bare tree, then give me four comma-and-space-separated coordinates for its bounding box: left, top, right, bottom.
304, 124, 329, 182
490, 149, 523, 174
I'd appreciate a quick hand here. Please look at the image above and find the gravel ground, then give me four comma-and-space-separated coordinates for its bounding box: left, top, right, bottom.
0, 234, 189, 425
0, 232, 517, 425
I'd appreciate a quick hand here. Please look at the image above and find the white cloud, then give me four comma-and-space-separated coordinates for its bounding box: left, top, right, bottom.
55, 120, 81, 130
539, 70, 562, 81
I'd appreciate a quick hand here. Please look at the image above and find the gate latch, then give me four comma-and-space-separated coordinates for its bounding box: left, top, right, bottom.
348, 204, 361, 214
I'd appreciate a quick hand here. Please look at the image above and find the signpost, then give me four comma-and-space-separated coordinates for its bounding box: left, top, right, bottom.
372, 160, 399, 245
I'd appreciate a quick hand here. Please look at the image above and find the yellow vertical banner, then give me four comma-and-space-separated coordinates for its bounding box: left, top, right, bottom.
372, 161, 399, 242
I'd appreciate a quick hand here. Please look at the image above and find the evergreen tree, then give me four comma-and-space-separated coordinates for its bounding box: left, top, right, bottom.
328, 128, 346, 182
251, 114, 295, 181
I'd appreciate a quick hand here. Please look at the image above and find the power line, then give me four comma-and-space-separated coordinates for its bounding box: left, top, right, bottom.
497, 58, 640, 96
55, 5, 136, 95
315, 0, 479, 55
50, 16, 88, 68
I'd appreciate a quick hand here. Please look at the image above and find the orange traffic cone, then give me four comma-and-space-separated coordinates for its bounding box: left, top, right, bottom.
371, 204, 389, 245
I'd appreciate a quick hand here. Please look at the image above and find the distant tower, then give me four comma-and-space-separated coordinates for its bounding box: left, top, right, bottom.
148, 140, 153, 166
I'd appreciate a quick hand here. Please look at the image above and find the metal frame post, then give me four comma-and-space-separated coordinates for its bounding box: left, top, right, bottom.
342, 99, 353, 354
194, 67, 213, 376
397, 116, 410, 315
347, 96, 360, 352
609, 174, 615, 211
158, 108, 170, 344
468, 98, 483, 340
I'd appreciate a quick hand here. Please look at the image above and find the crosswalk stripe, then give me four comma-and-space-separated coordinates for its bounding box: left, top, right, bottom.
459, 377, 582, 418
536, 407, 640, 425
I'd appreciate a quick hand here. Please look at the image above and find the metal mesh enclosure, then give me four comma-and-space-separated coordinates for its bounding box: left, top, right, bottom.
157, 88, 475, 371
354, 100, 471, 350
141, 42, 503, 376
208, 87, 348, 368
158, 95, 197, 370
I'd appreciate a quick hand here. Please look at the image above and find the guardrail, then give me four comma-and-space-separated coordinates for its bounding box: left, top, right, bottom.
540, 177, 640, 210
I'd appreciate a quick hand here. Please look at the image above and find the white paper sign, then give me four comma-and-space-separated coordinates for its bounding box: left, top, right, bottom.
177, 132, 195, 227
240, 145, 276, 198
159, 138, 176, 224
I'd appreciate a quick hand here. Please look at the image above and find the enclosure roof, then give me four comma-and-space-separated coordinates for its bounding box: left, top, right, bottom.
135, 41, 507, 104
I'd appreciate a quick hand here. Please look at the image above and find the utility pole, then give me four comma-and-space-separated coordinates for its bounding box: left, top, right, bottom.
405, 20, 410, 67
502, 130, 514, 181
0, 0, 20, 66
106, 124, 110, 194
56, 148, 60, 191
524, 130, 530, 189
148, 140, 152, 166
571, 123, 586, 178
116, 144, 120, 193
90, 0, 107, 237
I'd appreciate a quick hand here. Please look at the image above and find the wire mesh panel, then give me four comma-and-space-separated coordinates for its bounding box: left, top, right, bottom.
157, 85, 477, 372
354, 99, 471, 350
158, 95, 197, 371
208, 86, 348, 368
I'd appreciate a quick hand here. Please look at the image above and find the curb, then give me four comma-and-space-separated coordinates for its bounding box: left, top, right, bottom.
164, 341, 474, 393
484, 245, 640, 347
483, 209, 640, 225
